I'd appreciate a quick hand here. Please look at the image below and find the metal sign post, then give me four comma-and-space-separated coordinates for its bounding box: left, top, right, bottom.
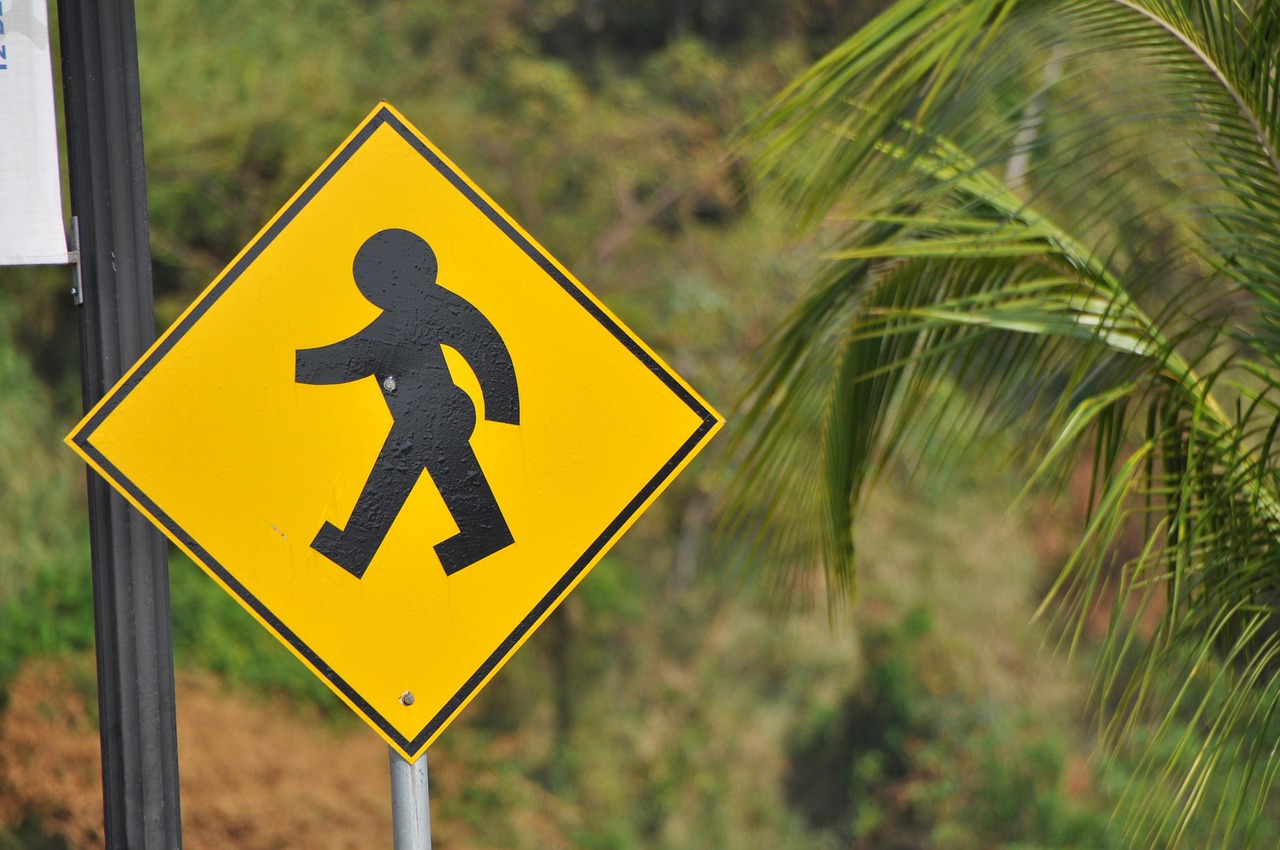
57, 0, 183, 847
389, 749, 432, 850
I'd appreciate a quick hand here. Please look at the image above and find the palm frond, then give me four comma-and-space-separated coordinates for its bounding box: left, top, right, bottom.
729, 0, 1280, 843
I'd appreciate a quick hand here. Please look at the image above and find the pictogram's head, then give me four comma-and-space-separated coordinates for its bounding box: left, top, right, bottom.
352, 228, 439, 309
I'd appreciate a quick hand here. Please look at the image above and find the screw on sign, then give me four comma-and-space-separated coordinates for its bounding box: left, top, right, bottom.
66, 103, 724, 767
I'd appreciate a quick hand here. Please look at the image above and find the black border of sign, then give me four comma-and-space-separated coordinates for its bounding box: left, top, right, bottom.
71, 106, 721, 757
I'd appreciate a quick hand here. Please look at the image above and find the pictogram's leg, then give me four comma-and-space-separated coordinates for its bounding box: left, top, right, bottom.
426, 439, 514, 575
313, 428, 424, 578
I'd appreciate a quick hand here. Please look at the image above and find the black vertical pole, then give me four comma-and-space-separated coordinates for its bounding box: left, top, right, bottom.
57, 1, 183, 847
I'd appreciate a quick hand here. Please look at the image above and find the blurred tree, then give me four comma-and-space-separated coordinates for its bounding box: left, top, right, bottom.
731, 0, 1280, 844
527, 0, 887, 63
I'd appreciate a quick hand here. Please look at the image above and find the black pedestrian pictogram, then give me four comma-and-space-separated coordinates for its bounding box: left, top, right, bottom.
296, 228, 519, 578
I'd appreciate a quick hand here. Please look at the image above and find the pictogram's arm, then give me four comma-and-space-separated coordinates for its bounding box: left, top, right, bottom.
438, 289, 519, 425
296, 331, 386, 385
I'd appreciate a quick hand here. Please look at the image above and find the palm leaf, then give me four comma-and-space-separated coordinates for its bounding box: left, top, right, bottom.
729, 0, 1280, 844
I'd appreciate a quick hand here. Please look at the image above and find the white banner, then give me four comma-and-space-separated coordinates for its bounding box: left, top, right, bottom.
0, 0, 68, 266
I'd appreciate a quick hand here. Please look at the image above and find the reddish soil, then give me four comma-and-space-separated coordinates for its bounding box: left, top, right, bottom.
0, 659, 396, 849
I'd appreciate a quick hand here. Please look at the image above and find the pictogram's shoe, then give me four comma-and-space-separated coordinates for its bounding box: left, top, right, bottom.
435, 522, 515, 576
311, 521, 373, 579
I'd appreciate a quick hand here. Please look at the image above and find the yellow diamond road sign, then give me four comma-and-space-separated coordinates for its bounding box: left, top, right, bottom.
66, 103, 723, 762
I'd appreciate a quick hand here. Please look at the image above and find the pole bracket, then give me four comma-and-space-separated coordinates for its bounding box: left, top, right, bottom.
69, 215, 84, 305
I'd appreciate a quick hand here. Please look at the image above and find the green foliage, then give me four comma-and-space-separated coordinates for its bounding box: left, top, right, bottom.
0, 545, 342, 720
0, 565, 95, 694
735, 0, 1280, 843
785, 605, 1119, 850
0, 308, 81, 608
525, 0, 886, 63
0, 306, 91, 696
787, 608, 936, 835
0, 816, 71, 850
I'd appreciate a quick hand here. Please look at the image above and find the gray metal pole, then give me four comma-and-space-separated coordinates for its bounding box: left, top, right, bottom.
57, 0, 183, 847
389, 749, 432, 850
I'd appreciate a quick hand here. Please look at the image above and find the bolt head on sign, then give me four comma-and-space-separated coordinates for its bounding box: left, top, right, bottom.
66, 103, 723, 763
